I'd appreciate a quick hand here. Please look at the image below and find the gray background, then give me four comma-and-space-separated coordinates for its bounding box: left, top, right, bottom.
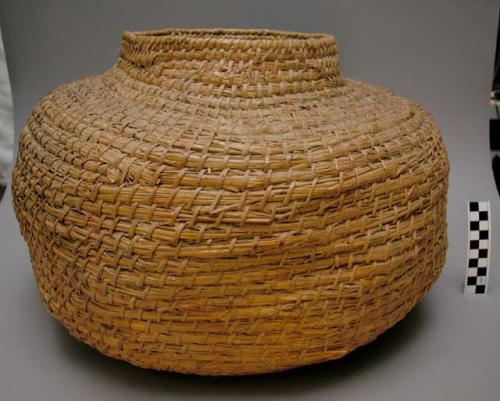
0, 0, 499, 400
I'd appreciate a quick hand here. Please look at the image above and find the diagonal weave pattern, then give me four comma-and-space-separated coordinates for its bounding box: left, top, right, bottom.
12, 28, 449, 375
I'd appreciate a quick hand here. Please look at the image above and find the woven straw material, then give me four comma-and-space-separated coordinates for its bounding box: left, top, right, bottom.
12, 28, 449, 376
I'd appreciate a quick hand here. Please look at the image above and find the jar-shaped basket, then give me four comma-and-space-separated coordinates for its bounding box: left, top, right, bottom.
12, 28, 449, 375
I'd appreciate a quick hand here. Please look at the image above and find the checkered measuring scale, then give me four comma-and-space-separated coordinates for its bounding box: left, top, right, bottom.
465, 201, 491, 295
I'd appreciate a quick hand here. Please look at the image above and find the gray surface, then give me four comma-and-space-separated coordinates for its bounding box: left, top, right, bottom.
0, 25, 14, 185
0, 0, 499, 400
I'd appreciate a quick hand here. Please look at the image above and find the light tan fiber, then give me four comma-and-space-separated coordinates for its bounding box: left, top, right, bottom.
12, 28, 449, 375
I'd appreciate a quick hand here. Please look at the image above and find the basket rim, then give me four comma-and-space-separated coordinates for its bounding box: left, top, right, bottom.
122, 28, 336, 49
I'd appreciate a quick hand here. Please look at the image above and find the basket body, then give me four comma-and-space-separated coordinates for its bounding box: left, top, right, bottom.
12, 29, 449, 375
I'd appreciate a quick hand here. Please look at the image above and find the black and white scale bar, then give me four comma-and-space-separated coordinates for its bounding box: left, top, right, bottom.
465, 201, 491, 295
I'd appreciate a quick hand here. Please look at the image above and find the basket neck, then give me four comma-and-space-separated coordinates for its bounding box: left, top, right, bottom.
117, 29, 343, 98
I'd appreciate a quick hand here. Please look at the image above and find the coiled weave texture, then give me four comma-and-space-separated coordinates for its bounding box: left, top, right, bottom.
12, 29, 449, 375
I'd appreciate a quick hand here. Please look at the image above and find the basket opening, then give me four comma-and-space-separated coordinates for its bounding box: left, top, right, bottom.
118, 28, 343, 97
126, 28, 331, 43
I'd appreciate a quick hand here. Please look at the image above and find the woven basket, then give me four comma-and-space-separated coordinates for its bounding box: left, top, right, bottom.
12, 28, 449, 376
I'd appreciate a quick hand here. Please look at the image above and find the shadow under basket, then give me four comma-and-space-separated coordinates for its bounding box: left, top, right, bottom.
12, 28, 449, 376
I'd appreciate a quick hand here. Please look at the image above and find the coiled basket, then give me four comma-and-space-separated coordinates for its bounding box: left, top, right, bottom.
12, 28, 449, 375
